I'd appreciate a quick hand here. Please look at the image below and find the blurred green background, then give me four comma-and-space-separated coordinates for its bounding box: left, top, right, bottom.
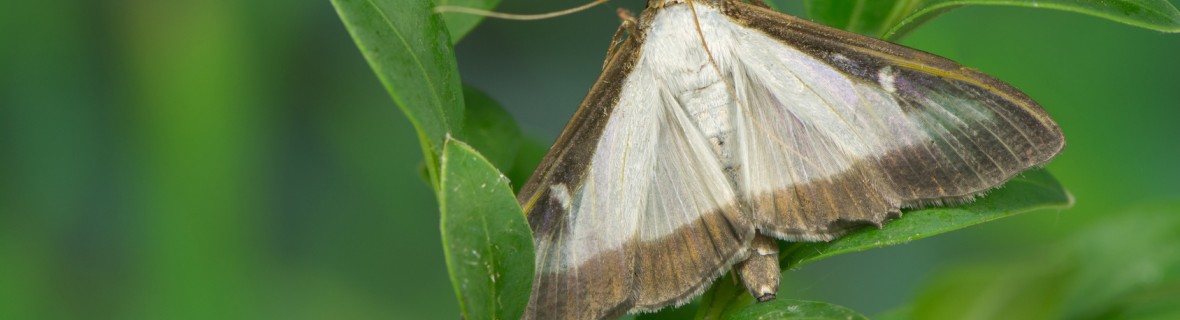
2, 0, 1178, 319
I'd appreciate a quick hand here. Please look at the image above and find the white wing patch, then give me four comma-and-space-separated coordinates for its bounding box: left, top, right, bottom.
645, 6, 927, 195
553, 45, 742, 268
878, 66, 897, 93
642, 5, 1031, 241
559, 66, 659, 269
551, 4, 936, 265
549, 184, 573, 211
550, 2, 1040, 266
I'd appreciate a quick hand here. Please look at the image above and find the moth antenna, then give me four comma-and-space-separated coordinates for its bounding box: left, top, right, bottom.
434, 0, 609, 21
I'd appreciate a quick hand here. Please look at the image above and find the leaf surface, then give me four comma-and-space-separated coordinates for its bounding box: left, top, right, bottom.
789, 0, 1180, 39
440, 138, 534, 320
332, 0, 465, 187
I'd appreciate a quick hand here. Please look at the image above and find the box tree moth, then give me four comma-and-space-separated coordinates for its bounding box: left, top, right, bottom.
514, 0, 1064, 318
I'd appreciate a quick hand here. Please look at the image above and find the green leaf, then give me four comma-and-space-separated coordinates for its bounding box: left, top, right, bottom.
437, 0, 502, 43
780, 169, 1072, 269
331, 0, 466, 188
462, 85, 521, 173
722, 299, 868, 320
800, 0, 923, 37
794, 0, 1180, 40
440, 138, 535, 320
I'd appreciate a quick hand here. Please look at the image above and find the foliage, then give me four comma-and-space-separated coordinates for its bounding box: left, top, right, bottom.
332, 0, 466, 189
440, 138, 534, 320
778, 0, 1180, 40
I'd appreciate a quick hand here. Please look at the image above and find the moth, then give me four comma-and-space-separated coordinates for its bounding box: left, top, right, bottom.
515, 0, 1064, 319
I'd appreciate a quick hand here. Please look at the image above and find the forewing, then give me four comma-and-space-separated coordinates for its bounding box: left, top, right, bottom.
518, 32, 753, 320
721, 2, 1064, 240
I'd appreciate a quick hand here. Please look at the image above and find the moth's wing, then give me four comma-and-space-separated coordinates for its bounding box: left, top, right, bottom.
721, 3, 1064, 240
517, 35, 754, 319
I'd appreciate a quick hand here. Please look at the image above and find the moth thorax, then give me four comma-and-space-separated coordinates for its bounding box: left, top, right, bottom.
675, 77, 738, 168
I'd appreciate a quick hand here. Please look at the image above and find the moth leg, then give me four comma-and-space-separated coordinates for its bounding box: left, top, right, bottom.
736, 233, 780, 302
603, 8, 639, 69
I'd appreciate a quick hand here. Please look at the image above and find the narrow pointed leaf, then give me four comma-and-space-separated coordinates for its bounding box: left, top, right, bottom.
884, 0, 1180, 40
331, 0, 465, 187
440, 138, 534, 320
792, 0, 1180, 40
800, 0, 924, 37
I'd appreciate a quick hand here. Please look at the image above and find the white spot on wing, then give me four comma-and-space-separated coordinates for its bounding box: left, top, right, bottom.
878, 66, 896, 93
549, 184, 572, 211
